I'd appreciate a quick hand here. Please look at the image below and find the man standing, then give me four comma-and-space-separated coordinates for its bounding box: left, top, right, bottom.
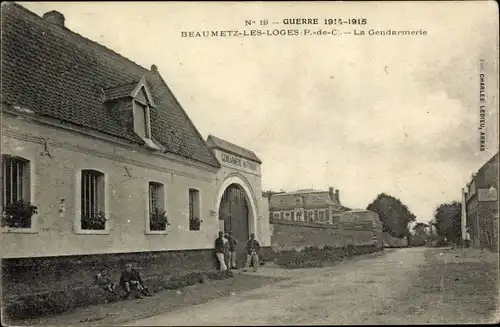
215, 231, 227, 271
226, 231, 238, 269
243, 233, 260, 272
465, 228, 471, 248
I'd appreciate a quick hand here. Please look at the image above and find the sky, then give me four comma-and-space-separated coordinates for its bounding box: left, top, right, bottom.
18, 1, 499, 223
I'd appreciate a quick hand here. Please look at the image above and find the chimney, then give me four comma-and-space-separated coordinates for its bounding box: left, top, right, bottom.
43, 11, 65, 27
329, 187, 334, 201
150, 64, 158, 72
335, 189, 340, 201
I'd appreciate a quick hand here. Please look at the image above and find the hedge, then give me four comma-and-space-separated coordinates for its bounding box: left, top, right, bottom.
4, 269, 234, 320
274, 244, 382, 269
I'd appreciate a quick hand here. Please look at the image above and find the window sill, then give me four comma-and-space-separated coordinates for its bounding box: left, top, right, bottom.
188, 229, 201, 232
74, 229, 110, 235
2, 227, 38, 234
145, 230, 169, 235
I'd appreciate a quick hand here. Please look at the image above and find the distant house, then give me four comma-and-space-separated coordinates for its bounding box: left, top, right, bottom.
269, 187, 346, 224
464, 151, 499, 252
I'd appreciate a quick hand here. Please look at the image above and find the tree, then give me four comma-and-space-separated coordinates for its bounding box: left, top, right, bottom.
413, 222, 429, 235
433, 201, 462, 245
411, 222, 430, 246
366, 193, 417, 238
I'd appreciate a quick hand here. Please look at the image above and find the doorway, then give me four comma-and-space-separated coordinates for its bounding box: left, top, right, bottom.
218, 184, 250, 267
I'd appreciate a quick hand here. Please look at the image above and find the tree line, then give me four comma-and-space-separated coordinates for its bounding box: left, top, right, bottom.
366, 194, 462, 246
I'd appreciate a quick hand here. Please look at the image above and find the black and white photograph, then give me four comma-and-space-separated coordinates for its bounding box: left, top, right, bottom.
1, 1, 499, 325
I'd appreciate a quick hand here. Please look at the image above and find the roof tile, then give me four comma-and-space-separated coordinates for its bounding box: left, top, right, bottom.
206, 135, 262, 163
1, 3, 220, 168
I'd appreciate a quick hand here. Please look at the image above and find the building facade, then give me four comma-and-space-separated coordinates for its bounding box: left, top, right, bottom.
464, 152, 499, 252
268, 188, 347, 224
206, 135, 271, 266
1, 3, 270, 316
266, 188, 383, 249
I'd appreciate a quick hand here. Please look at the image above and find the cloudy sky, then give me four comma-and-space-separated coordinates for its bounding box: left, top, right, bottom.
20, 1, 498, 223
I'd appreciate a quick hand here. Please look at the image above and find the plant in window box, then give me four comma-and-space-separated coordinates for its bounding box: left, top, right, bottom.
81, 211, 107, 230
1, 200, 38, 229
189, 216, 201, 231
150, 207, 170, 231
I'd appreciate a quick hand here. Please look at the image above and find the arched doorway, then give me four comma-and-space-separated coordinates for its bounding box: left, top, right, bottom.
218, 184, 250, 267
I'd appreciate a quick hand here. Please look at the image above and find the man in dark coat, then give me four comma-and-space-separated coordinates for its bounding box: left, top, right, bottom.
214, 231, 228, 271
226, 231, 238, 269
243, 233, 261, 272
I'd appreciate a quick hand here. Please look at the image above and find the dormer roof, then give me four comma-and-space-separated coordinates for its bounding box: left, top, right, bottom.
1, 3, 220, 168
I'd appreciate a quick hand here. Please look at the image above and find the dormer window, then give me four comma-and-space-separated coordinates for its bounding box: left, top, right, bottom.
131, 77, 160, 150
105, 76, 161, 151
133, 100, 151, 139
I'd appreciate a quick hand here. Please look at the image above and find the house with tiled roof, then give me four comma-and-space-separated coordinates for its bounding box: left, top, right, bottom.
463, 151, 499, 252
269, 187, 347, 224
1, 3, 270, 318
267, 187, 384, 250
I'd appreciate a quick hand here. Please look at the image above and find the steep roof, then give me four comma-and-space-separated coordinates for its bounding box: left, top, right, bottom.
206, 135, 262, 164
274, 189, 324, 195
338, 210, 382, 226
1, 3, 220, 168
270, 191, 342, 210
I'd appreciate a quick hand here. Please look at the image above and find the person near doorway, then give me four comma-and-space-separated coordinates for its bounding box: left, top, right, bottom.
243, 233, 261, 272
215, 231, 228, 271
223, 232, 230, 267
226, 231, 238, 269
465, 228, 471, 248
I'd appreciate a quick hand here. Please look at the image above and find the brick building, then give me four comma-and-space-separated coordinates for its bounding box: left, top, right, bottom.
266, 188, 383, 249
464, 151, 499, 252
1, 3, 270, 316
268, 188, 347, 224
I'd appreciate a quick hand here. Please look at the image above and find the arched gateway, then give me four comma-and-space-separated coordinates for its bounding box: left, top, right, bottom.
207, 135, 268, 266
215, 175, 258, 266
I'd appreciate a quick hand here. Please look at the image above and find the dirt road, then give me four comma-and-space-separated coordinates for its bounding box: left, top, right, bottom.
13, 247, 496, 326
126, 247, 499, 326
126, 248, 430, 325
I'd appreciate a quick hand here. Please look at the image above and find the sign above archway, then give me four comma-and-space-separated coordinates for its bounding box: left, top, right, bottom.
220, 152, 258, 171
206, 135, 262, 176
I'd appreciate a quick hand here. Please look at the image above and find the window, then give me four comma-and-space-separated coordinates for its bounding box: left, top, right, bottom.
296, 211, 302, 221
133, 101, 151, 139
314, 209, 319, 222
80, 170, 105, 230
280, 212, 284, 219
291, 211, 295, 221
273, 212, 280, 219
1, 155, 32, 228
308, 211, 314, 222
189, 189, 200, 231
133, 99, 160, 151
319, 210, 325, 222
148, 182, 167, 232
